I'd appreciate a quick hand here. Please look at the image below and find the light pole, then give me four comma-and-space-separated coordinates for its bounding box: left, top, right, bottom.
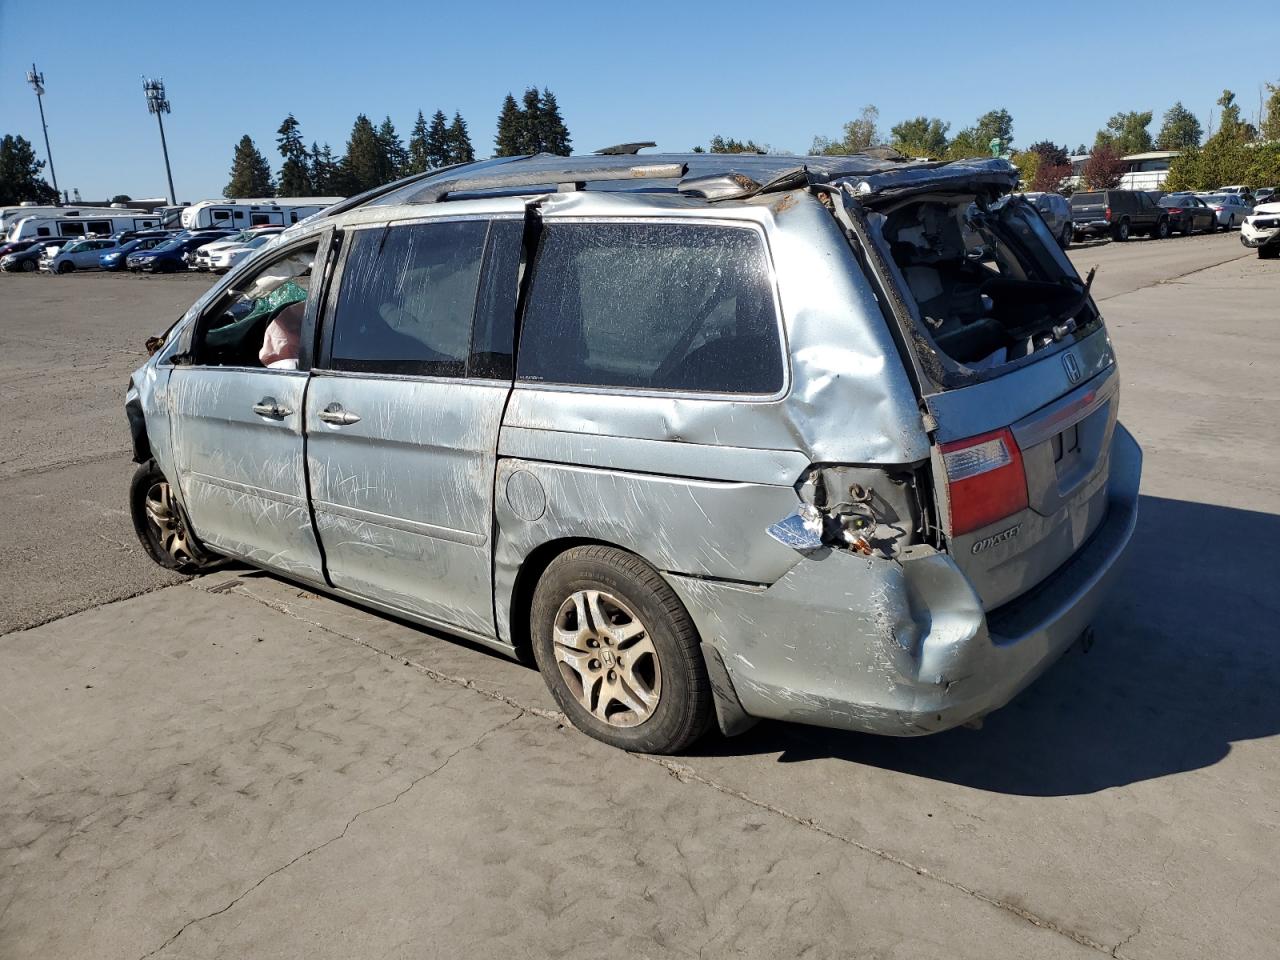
142, 77, 176, 205
25, 63, 59, 200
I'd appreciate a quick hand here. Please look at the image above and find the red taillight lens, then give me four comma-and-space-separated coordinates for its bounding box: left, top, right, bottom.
1105, 206, 1112, 221
940, 428, 1029, 536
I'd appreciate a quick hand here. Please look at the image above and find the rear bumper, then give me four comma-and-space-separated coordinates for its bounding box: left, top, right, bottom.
669, 425, 1142, 737
1072, 219, 1111, 236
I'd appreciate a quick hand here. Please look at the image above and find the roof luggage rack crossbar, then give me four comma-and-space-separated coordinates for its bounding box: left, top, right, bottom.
408, 162, 688, 204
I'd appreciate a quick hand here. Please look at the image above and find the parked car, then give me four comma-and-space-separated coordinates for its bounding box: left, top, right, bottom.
126, 153, 1141, 754
127, 232, 233, 272
0, 238, 43, 260
190, 226, 283, 271
101, 236, 170, 271
1240, 201, 1280, 259
1071, 189, 1170, 241
1196, 193, 1254, 229
1156, 194, 1217, 235
202, 232, 281, 273
1021, 192, 1073, 247
1217, 184, 1255, 201
1, 238, 63, 272
41, 237, 123, 273
1254, 187, 1275, 204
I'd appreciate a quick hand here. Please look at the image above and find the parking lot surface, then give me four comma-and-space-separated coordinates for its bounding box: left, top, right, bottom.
2, 233, 1278, 959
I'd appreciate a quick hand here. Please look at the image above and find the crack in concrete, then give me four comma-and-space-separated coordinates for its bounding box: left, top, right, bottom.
1094, 248, 1252, 302
135, 711, 522, 959
214, 576, 1123, 957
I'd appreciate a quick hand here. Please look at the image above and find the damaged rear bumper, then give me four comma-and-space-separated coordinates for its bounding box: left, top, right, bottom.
668, 425, 1142, 737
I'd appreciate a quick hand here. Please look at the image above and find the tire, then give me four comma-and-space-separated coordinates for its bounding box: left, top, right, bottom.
1059, 224, 1072, 249
56, 261, 74, 274
20, 259, 37, 272
1154, 218, 1170, 240
1227, 215, 1236, 231
129, 460, 214, 573
530, 545, 714, 754
1112, 219, 1130, 241
1260, 245, 1280, 260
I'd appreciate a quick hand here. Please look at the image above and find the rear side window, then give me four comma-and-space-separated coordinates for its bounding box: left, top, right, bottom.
518, 222, 783, 395
328, 219, 488, 377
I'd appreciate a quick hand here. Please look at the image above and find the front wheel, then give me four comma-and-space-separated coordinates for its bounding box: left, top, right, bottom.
56, 261, 74, 274
20, 259, 37, 272
530, 545, 713, 754
129, 461, 215, 573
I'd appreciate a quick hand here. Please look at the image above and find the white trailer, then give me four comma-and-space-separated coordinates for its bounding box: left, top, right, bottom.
5, 212, 165, 243
179, 197, 343, 230
0, 203, 147, 235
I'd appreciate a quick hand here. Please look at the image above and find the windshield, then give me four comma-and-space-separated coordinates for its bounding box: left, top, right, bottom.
1201, 195, 1228, 204
247, 235, 274, 248
61, 241, 90, 254
153, 239, 183, 253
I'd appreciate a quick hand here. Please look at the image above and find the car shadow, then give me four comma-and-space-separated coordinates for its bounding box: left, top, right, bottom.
694, 494, 1280, 796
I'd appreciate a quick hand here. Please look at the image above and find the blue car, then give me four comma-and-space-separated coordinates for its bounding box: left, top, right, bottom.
126, 231, 232, 273
101, 236, 171, 271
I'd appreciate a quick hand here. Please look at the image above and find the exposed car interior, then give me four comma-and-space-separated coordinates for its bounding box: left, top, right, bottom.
876, 195, 1100, 370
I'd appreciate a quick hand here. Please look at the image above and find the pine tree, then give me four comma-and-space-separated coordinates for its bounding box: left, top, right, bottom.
495, 93, 523, 157
1156, 102, 1203, 151
341, 113, 394, 194
519, 87, 544, 154
276, 114, 312, 196
447, 112, 475, 164
426, 110, 451, 169
539, 88, 572, 155
377, 115, 409, 179
407, 110, 430, 174
308, 142, 340, 195
0, 134, 58, 205
225, 134, 274, 198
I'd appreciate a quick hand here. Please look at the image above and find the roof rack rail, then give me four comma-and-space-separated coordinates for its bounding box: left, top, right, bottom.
408, 161, 688, 204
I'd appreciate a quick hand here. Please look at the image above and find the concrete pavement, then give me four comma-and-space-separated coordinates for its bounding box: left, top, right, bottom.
2, 233, 1277, 959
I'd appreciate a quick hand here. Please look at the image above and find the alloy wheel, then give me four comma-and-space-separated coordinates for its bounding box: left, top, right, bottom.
552, 589, 661, 727
144, 481, 199, 566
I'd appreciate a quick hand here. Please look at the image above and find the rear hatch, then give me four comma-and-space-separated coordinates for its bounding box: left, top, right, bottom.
836, 161, 1117, 610
1069, 191, 1108, 223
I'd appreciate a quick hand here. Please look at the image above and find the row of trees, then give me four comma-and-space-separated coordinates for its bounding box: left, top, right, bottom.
225, 87, 572, 199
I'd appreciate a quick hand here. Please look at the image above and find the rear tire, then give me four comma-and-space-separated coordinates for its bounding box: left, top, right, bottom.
1059, 224, 1072, 249
1112, 220, 1130, 241
1227, 215, 1236, 231
530, 545, 714, 754
1154, 218, 1170, 240
129, 461, 215, 573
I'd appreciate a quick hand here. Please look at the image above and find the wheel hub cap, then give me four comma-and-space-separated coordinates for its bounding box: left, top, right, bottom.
552, 589, 661, 727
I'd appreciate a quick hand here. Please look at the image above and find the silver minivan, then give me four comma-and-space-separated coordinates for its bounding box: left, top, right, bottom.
126, 153, 1141, 754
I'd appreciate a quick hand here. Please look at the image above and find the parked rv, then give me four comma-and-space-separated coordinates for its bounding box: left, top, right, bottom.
179, 198, 342, 231
0, 203, 145, 235
5, 212, 165, 244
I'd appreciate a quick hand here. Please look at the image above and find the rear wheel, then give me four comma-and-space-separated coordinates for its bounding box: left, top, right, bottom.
129, 461, 215, 573
530, 545, 713, 754
1227, 215, 1236, 231
1112, 219, 1131, 241
1059, 224, 1072, 249
1154, 218, 1170, 239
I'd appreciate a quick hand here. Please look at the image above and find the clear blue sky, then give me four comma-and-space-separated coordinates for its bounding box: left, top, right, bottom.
2, 0, 1276, 202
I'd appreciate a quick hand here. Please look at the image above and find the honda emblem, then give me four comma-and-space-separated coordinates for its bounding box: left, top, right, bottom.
1062, 352, 1082, 384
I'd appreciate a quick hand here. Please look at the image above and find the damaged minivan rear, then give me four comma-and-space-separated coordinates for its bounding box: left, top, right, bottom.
125, 152, 1140, 753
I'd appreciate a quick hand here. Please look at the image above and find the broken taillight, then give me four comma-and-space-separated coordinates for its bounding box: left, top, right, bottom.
940, 428, 1028, 536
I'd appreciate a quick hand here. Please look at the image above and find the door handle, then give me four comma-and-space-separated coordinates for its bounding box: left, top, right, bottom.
252, 396, 292, 418
318, 402, 361, 426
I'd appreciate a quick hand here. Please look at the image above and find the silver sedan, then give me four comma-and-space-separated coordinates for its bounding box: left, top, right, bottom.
1197, 193, 1255, 230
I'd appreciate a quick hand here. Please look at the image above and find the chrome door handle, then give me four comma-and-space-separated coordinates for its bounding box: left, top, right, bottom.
252, 397, 291, 418
318, 402, 361, 425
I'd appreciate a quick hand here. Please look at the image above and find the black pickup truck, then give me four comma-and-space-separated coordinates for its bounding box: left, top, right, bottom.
1071, 189, 1171, 242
